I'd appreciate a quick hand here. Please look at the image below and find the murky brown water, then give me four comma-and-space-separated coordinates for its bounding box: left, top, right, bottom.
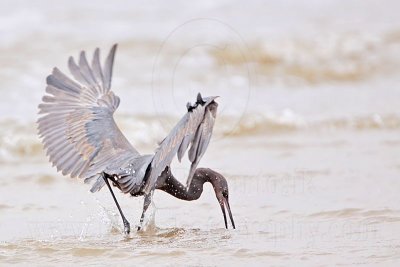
1, 0, 400, 266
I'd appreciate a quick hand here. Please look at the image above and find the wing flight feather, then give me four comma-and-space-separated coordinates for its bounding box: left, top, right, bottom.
38, 45, 218, 196
37, 44, 140, 184
143, 97, 217, 194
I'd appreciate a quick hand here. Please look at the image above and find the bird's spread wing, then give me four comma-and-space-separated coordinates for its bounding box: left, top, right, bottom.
186, 105, 216, 187
143, 99, 216, 194
37, 44, 140, 183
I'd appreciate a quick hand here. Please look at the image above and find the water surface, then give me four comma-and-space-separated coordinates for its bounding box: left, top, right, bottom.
1, 0, 400, 266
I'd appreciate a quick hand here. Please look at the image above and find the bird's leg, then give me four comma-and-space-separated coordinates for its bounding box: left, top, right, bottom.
137, 192, 152, 231
102, 172, 130, 235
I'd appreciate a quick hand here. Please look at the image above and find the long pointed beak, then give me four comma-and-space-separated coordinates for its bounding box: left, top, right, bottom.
219, 197, 236, 229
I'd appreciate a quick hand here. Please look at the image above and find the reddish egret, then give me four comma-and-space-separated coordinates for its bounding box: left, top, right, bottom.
37, 44, 235, 234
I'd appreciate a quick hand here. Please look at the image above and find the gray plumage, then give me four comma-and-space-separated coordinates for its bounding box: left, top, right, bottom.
37, 44, 236, 234
144, 94, 218, 194
37, 44, 218, 197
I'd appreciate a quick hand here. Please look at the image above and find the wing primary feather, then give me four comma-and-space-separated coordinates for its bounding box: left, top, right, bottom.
177, 135, 191, 162
68, 56, 91, 87
46, 74, 77, 94
79, 51, 97, 86
38, 44, 142, 191
186, 131, 203, 188
91, 48, 104, 87
48, 68, 81, 94
188, 124, 203, 162
45, 85, 80, 100
103, 44, 117, 91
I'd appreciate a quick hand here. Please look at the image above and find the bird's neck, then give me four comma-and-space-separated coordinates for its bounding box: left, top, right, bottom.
156, 168, 220, 201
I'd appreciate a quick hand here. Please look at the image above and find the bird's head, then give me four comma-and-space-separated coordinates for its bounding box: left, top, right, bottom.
208, 170, 235, 229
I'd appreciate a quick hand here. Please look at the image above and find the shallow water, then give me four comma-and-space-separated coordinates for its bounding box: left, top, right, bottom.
1, 130, 400, 265
1, 0, 400, 266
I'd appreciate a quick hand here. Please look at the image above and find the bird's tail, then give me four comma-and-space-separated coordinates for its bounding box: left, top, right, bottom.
84, 174, 105, 193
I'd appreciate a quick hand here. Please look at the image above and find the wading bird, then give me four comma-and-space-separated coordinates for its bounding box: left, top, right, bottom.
37, 44, 235, 234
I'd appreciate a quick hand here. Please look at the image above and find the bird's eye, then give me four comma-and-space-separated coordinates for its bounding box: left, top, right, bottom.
222, 190, 228, 198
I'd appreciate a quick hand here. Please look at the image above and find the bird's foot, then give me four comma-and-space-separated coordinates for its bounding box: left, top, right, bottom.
136, 219, 145, 231
123, 220, 130, 235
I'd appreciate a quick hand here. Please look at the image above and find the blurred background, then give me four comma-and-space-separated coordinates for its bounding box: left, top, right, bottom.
0, 0, 399, 265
